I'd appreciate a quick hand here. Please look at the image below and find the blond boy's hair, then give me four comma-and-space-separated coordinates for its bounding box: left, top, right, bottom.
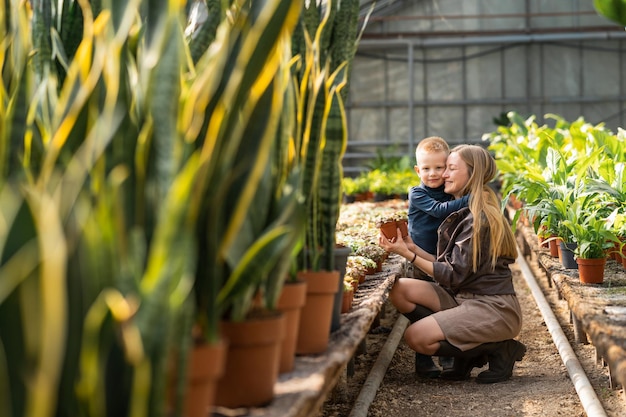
415, 136, 450, 164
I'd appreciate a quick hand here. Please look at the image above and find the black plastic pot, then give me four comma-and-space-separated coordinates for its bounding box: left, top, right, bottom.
329, 246, 352, 332
559, 241, 578, 269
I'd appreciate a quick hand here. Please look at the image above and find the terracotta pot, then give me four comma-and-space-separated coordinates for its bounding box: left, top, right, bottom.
296, 270, 340, 354
365, 266, 377, 276
355, 191, 375, 201
548, 238, 559, 258
379, 221, 398, 240
610, 240, 622, 261
576, 257, 606, 284
509, 194, 523, 209
622, 243, 626, 269
397, 220, 408, 238
215, 312, 285, 408
167, 339, 227, 417
276, 280, 307, 373
341, 289, 354, 313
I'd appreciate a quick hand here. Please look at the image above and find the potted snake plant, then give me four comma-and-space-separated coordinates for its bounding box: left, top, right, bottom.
289, 0, 363, 348
187, 0, 305, 408
0, 2, 209, 417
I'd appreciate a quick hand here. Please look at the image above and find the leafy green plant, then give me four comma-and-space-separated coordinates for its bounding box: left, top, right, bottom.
368, 169, 394, 195
342, 177, 361, 196
389, 170, 415, 196
594, 0, 626, 26
562, 207, 619, 259
365, 145, 413, 172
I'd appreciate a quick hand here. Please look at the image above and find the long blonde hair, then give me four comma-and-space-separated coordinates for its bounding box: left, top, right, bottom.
451, 145, 517, 271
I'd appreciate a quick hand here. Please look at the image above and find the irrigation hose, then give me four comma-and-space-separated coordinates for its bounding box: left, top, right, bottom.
348, 314, 408, 417
516, 251, 608, 417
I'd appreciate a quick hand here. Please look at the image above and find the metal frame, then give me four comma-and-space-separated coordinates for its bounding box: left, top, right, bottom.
344, 6, 626, 174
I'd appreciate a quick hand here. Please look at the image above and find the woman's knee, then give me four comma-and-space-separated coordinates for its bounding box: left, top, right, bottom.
404, 328, 434, 354
404, 318, 444, 355
391, 279, 438, 309
389, 278, 410, 307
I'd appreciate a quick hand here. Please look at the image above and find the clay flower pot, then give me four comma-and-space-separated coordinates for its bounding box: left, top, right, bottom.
277, 279, 307, 373
341, 288, 354, 313
379, 220, 398, 240
167, 339, 227, 417
296, 270, 340, 354
576, 257, 606, 284
215, 312, 285, 408
397, 219, 409, 238
548, 237, 559, 258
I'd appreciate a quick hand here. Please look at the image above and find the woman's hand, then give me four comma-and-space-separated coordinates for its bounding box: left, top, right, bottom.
379, 228, 437, 264
379, 228, 411, 258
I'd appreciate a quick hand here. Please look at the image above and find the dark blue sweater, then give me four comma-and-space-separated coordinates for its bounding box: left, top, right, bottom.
408, 184, 469, 255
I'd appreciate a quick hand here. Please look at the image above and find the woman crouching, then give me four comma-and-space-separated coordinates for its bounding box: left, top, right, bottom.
379, 144, 525, 383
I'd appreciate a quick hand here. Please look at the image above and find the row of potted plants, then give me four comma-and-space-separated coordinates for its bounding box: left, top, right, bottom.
342, 168, 416, 202
0, 1, 368, 416
484, 112, 626, 283
338, 200, 409, 312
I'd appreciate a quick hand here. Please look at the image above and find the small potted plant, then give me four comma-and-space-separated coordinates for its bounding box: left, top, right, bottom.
355, 244, 387, 272
376, 214, 399, 240
347, 255, 377, 282
611, 211, 626, 268
341, 278, 355, 313
375, 210, 408, 240
562, 206, 618, 284
342, 176, 370, 203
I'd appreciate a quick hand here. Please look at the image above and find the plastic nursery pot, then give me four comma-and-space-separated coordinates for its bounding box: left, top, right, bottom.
379, 221, 398, 240
295, 270, 340, 354
559, 241, 578, 270
341, 289, 354, 313
576, 257, 606, 284
548, 238, 559, 258
397, 220, 409, 238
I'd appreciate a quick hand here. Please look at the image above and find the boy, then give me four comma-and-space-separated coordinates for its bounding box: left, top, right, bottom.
408, 136, 469, 378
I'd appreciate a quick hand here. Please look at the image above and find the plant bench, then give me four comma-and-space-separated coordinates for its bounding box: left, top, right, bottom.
211, 255, 402, 417
515, 221, 626, 394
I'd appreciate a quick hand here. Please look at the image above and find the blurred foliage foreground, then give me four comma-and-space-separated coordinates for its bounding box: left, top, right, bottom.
0, 1, 362, 417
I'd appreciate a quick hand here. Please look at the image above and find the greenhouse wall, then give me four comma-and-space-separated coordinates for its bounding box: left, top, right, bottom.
345, 0, 626, 174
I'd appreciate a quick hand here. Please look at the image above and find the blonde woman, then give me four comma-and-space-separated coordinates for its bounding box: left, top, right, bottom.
379, 144, 525, 383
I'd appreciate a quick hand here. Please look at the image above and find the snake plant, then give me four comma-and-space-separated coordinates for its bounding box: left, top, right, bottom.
0, 0, 305, 416
0, 0, 365, 415
290, 0, 361, 272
